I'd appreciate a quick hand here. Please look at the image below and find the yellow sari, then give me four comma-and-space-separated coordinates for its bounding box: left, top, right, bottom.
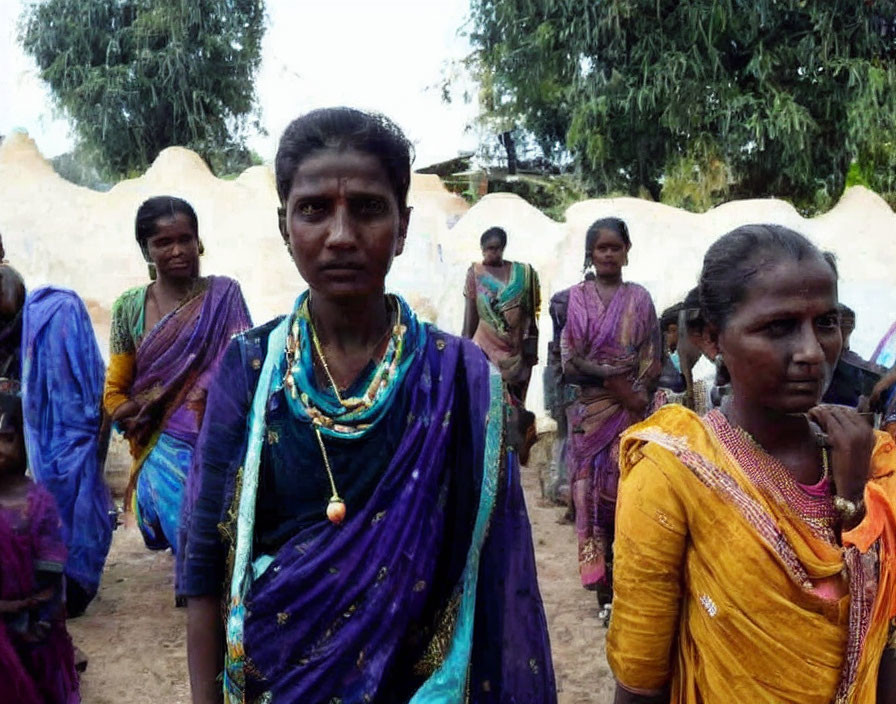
607, 405, 896, 703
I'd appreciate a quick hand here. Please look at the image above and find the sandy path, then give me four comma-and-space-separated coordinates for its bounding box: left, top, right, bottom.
69, 440, 614, 703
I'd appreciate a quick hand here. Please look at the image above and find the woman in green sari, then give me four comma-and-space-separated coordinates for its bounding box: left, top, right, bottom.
463, 228, 540, 459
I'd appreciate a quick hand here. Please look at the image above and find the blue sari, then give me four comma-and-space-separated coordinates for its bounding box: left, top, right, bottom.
21, 286, 115, 611
183, 292, 556, 704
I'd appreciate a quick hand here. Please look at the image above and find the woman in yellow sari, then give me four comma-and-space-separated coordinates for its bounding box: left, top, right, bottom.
608, 224, 896, 703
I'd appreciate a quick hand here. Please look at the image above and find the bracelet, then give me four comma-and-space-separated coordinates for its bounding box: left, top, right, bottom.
833, 495, 865, 521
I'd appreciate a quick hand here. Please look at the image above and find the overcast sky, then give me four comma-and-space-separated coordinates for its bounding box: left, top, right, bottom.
0, 0, 479, 168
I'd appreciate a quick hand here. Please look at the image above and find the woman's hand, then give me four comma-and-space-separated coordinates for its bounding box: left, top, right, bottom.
870, 367, 896, 409
605, 375, 650, 416
111, 399, 141, 431
0, 597, 37, 614
807, 404, 875, 510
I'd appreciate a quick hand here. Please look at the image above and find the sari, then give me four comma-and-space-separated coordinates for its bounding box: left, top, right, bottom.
22, 286, 115, 615
560, 280, 660, 589
0, 482, 79, 704
465, 261, 540, 404
608, 405, 896, 703
182, 293, 556, 704
103, 276, 251, 575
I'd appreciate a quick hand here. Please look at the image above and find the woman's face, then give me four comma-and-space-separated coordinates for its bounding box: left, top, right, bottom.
714, 256, 841, 415
284, 148, 409, 301
591, 228, 628, 277
481, 235, 505, 266
145, 213, 200, 282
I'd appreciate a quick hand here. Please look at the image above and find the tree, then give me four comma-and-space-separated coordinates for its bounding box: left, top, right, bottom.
20, 0, 265, 177
466, 0, 896, 211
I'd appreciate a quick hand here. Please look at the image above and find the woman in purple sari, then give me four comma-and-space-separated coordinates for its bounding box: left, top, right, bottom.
182, 108, 555, 704
103, 197, 251, 589
561, 218, 660, 605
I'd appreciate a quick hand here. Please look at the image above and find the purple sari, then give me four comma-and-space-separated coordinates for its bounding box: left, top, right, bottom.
560, 281, 659, 589
131, 276, 252, 451
182, 296, 556, 703
0, 482, 79, 703
128, 276, 251, 580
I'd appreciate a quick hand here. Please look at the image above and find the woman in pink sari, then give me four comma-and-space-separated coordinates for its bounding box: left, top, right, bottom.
561, 218, 660, 607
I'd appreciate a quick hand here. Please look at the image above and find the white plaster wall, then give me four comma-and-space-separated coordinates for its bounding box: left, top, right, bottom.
1, 132, 894, 416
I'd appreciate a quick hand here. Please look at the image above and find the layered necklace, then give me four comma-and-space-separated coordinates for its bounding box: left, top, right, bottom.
282, 296, 406, 524
707, 409, 838, 542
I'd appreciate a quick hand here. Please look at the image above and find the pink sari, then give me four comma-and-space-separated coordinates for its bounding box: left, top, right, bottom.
561, 281, 660, 589
0, 482, 78, 703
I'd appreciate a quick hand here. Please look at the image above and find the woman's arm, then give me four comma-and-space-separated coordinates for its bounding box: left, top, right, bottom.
182, 337, 255, 703
188, 596, 224, 704
607, 447, 688, 697
103, 353, 138, 422
462, 265, 479, 339
565, 354, 632, 380
462, 295, 479, 339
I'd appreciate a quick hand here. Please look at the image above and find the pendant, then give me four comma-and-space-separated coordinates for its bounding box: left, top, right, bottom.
326, 495, 347, 525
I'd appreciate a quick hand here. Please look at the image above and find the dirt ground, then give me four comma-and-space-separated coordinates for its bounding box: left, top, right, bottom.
68, 435, 615, 703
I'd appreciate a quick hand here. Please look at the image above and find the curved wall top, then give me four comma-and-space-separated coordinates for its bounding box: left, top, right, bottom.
1, 131, 894, 412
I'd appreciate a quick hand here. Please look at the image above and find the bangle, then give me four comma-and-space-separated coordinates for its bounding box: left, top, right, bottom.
833, 495, 865, 521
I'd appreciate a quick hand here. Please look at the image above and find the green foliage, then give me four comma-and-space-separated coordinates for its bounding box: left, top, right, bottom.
487, 173, 589, 220
467, 0, 896, 212
20, 0, 265, 177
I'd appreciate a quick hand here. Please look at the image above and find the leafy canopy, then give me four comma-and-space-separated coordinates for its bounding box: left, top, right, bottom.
467, 0, 896, 212
20, 0, 265, 177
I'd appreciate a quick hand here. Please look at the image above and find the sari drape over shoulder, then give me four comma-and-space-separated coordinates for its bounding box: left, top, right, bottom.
103, 276, 251, 570
465, 261, 540, 403
183, 292, 556, 704
608, 405, 896, 703
22, 286, 115, 611
0, 483, 79, 704
559, 280, 660, 589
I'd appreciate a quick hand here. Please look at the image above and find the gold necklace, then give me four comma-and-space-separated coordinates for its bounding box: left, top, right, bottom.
306, 299, 399, 525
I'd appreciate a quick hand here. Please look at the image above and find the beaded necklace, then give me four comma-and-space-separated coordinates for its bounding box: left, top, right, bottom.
282, 295, 406, 524
705, 409, 839, 543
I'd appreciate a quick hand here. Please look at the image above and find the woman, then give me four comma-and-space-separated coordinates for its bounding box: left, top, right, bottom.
463, 228, 540, 458
182, 108, 555, 704
608, 225, 896, 703
560, 218, 660, 603
103, 196, 251, 586
23, 285, 115, 616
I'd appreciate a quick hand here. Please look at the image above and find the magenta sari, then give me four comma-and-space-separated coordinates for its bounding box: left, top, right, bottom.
561, 281, 660, 590
0, 482, 79, 703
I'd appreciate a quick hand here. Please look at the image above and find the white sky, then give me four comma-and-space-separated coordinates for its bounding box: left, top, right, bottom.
0, 0, 479, 168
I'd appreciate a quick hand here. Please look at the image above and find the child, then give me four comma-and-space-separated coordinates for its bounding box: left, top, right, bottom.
0, 381, 79, 703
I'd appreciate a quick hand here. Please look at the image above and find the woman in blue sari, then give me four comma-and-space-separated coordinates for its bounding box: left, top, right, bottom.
182, 108, 555, 704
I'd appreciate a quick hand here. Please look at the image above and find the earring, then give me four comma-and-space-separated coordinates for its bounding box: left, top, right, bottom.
147, 262, 157, 281
198, 238, 205, 256
714, 353, 730, 385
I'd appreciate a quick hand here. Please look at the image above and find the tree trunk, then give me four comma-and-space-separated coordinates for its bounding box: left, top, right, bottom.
499, 131, 518, 175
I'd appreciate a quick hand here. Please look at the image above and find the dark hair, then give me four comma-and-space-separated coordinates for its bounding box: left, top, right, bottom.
838, 302, 855, 326
135, 196, 198, 248
584, 217, 631, 270
480, 227, 507, 248
275, 107, 414, 210
660, 303, 683, 332
681, 287, 704, 334
699, 224, 838, 331
0, 384, 22, 431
